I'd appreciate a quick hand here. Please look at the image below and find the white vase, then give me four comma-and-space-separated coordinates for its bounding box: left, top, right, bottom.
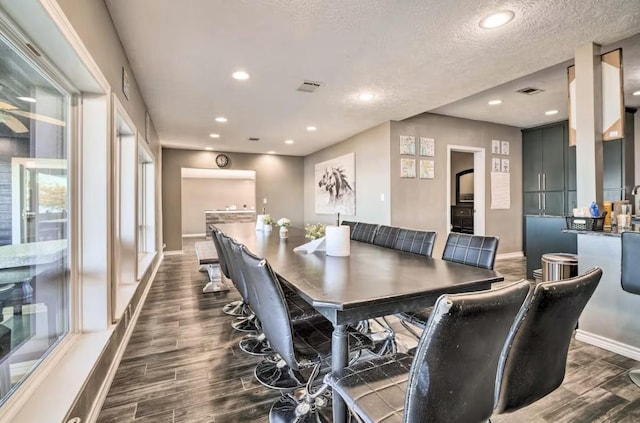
279, 226, 289, 239
263, 224, 272, 232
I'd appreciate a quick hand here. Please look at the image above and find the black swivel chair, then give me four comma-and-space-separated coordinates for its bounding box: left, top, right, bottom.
400, 232, 499, 337
393, 228, 437, 257
494, 268, 602, 415
621, 231, 640, 386
326, 280, 531, 423
340, 220, 358, 234
350, 223, 379, 244
211, 227, 243, 316
372, 225, 400, 248
236, 244, 373, 422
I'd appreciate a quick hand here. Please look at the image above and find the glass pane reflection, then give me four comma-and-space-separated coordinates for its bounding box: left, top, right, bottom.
0, 34, 69, 403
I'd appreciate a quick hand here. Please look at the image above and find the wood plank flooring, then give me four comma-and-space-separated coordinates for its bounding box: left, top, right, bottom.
97, 240, 640, 422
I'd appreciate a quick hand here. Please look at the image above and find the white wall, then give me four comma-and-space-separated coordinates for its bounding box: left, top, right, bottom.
304, 122, 391, 225
181, 178, 256, 235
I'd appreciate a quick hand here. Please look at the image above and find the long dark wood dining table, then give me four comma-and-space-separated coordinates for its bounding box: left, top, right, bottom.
220, 223, 504, 423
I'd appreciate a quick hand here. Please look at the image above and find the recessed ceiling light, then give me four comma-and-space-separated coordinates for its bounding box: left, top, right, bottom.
267, 151, 276, 154
232, 71, 250, 80
17, 96, 36, 103
358, 92, 374, 101
285, 139, 294, 144
215, 117, 228, 123
633, 90, 640, 96
488, 99, 502, 105
205, 147, 214, 151
545, 110, 559, 116
479, 10, 515, 29
209, 133, 220, 138
306, 126, 317, 132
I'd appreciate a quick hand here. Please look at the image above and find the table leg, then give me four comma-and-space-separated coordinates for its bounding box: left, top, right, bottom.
332, 324, 348, 423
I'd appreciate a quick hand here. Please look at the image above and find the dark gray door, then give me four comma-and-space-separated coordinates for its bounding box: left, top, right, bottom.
524, 192, 542, 215
522, 129, 542, 192
541, 125, 565, 191
543, 191, 565, 216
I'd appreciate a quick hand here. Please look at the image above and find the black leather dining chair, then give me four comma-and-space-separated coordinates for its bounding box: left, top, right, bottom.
351, 222, 379, 243
373, 225, 400, 248
621, 232, 640, 386
236, 244, 373, 422
326, 280, 531, 423
494, 268, 602, 415
399, 232, 499, 336
211, 227, 243, 316
393, 228, 437, 257
340, 220, 358, 233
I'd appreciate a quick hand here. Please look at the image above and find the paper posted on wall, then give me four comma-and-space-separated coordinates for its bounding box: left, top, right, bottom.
491, 172, 510, 209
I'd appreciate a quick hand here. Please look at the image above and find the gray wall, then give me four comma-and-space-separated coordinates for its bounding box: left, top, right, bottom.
163, 148, 304, 251
304, 122, 391, 225
181, 178, 256, 235
390, 114, 523, 255
450, 151, 474, 205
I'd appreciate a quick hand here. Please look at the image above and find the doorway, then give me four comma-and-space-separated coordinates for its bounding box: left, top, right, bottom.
446, 145, 486, 235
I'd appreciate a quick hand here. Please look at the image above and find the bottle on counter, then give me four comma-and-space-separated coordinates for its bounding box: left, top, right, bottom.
590, 201, 600, 218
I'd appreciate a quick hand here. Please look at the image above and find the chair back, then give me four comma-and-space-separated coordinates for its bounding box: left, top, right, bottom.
351, 223, 379, 243
622, 232, 640, 294
394, 229, 437, 257
494, 267, 602, 414
340, 220, 358, 234
373, 225, 400, 248
210, 227, 229, 279
442, 233, 499, 269
404, 280, 531, 423
238, 246, 298, 370
219, 235, 249, 303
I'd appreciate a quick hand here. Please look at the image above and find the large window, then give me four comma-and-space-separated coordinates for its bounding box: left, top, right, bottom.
0, 33, 70, 402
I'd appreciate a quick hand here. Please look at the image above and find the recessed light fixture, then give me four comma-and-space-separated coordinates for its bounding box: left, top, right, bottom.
633, 90, 640, 96
306, 126, 317, 132
209, 133, 220, 138
488, 99, 502, 105
358, 92, 374, 101
232, 71, 250, 80
267, 151, 276, 154
215, 117, 228, 123
479, 10, 515, 29
17, 96, 36, 103
545, 110, 559, 116
205, 147, 214, 151
285, 139, 294, 144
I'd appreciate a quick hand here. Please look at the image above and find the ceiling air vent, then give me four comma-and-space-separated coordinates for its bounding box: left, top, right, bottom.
517, 87, 544, 95
296, 80, 323, 93
248, 137, 260, 142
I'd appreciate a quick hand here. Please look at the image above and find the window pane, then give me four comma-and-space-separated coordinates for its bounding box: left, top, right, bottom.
0, 34, 69, 403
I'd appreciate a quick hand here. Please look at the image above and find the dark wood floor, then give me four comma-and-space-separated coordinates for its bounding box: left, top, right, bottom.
97, 239, 640, 422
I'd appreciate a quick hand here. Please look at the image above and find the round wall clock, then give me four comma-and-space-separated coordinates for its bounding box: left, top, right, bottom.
215, 153, 230, 168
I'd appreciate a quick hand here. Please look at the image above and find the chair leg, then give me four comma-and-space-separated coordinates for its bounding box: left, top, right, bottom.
223, 300, 244, 316
255, 357, 306, 391
368, 317, 397, 356
239, 332, 274, 356
629, 368, 640, 387
269, 364, 332, 423
231, 314, 259, 332
399, 318, 423, 340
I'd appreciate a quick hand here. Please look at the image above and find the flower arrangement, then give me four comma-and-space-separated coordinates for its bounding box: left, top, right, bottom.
262, 214, 275, 225
305, 223, 326, 240
277, 217, 290, 228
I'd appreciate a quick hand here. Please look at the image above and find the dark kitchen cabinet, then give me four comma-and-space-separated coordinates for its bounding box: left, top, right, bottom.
522, 121, 566, 216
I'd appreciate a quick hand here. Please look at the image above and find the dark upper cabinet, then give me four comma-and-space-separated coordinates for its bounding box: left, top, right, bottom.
603, 138, 623, 190
523, 130, 543, 192
541, 125, 566, 191
522, 121, 567, 216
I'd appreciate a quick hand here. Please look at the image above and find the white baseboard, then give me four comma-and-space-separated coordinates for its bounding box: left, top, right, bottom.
182, 233, 206, 238
163, 250, 183, 256
495, 251, 524, 260
575, 329, 640, 361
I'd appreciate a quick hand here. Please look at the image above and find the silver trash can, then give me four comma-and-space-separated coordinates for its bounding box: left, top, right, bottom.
533, 268, 543, 284
541, 253, 578, 282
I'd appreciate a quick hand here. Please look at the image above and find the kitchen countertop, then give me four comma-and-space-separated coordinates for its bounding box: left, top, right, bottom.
563, 225, 640, 237
204, 210, 256, 213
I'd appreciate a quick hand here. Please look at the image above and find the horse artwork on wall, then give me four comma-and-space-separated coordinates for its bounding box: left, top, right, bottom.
315, 152, 356, 215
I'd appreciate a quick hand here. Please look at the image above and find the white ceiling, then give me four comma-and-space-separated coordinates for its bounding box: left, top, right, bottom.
432, 33, 640, 128
105, 0, 640, 156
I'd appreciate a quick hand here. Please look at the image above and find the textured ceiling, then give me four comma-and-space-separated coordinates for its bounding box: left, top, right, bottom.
105, 0, 640, 156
